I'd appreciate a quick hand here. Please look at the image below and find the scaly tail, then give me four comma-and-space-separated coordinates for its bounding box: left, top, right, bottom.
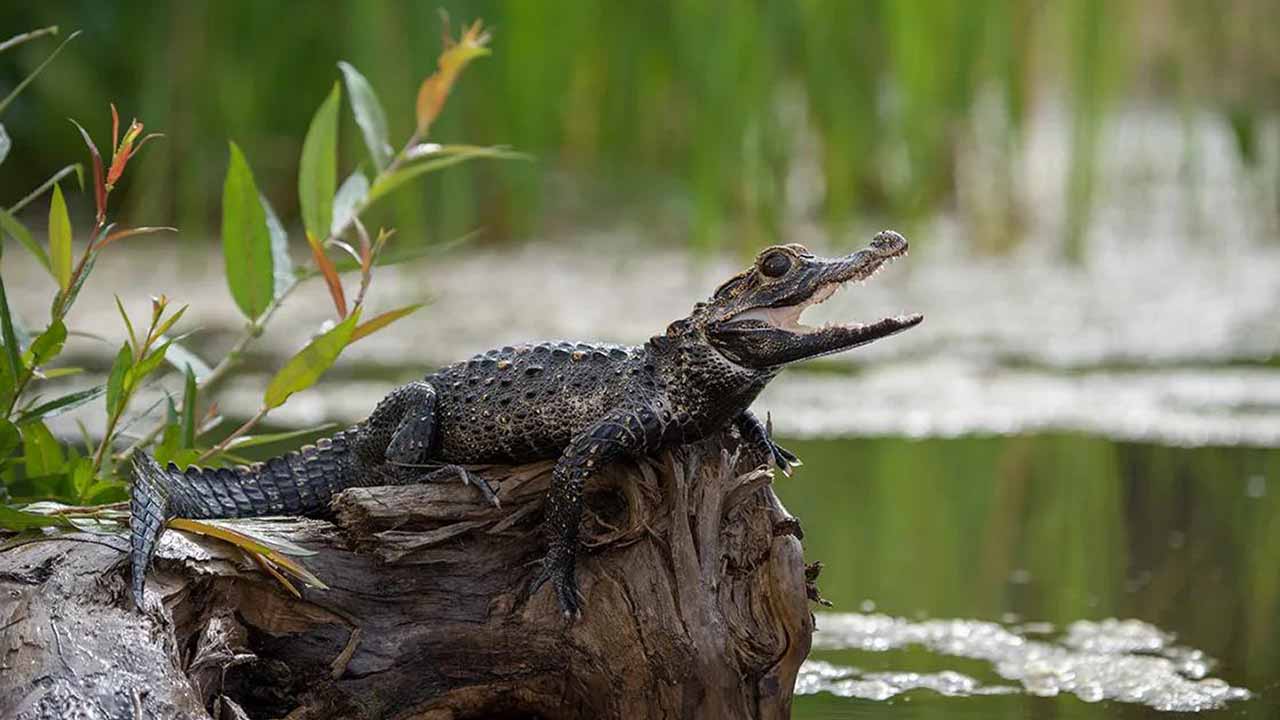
128, 433, 356, 609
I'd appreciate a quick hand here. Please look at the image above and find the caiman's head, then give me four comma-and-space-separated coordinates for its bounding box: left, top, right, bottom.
671, 230, 923, 368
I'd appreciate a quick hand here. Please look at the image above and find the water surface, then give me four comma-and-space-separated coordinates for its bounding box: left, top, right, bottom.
778, 435, 1279, 718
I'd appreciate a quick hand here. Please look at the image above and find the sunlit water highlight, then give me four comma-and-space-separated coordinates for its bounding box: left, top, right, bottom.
800, 613, 1250, 712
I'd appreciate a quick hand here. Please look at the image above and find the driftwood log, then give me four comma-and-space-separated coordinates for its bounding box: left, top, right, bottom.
0, 432, 815, 719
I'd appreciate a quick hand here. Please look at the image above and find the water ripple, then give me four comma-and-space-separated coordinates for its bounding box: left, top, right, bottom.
801, 613, 1251, 712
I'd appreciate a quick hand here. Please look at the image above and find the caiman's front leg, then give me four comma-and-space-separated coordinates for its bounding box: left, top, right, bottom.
735, 410, 801, 476
532, 406, 656, 617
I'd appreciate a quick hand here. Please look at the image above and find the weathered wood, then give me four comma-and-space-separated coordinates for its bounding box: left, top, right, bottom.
0, 433, 814, 719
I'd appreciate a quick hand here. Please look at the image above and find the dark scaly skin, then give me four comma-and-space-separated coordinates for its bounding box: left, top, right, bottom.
128, 231, 923, 614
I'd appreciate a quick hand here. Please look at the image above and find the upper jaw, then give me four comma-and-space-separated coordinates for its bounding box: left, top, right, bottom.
820, 228, 910, 286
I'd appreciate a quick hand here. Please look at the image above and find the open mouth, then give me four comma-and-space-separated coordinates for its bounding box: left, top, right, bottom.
731, 281, 850, 334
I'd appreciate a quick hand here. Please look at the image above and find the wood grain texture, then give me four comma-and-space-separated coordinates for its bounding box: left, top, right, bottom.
0, 432, 814, 719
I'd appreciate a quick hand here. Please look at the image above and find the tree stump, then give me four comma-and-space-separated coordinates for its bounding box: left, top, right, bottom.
0, 432, 814, 719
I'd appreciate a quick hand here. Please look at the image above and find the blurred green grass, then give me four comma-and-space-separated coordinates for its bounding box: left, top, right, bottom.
1, 0, 1276, 253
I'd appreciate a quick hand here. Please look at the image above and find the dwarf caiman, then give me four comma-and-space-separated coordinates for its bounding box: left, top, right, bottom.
129, 231, 922, 615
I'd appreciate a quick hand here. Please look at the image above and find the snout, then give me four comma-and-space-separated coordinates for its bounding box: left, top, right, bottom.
871, 230, 908, 258
822, 230, 909, 284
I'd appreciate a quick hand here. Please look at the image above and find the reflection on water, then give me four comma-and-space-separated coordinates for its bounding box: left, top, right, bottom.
799, 614, 1247, 711
799, 657, 1019, 701
777, 435, 1279, 718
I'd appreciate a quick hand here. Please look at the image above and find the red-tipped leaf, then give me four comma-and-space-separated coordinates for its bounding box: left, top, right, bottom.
98, 225, 178, 250
68, 118, 105, 223
306, 232, 346, 319
110, 104, 120, 151
414, 18, 491, 136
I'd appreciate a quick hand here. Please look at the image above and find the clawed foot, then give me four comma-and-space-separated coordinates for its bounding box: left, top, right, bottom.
767, 441, 802, 477
430, 464, 501, 507
529, 546, 583, 619
390, 460, 501, 507
745, 413, 802, 477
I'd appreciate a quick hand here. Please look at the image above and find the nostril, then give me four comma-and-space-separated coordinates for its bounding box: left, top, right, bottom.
871, 229, 907, 255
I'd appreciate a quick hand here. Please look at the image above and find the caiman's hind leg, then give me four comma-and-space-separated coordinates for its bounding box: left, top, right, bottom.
355, 380, 438, 465
364, 380, 499, 505
735, 410, 801, 476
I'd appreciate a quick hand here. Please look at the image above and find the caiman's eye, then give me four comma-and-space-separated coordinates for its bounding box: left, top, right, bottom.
760, 251, 792, 278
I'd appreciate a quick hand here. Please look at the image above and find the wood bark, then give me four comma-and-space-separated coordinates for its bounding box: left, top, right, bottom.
0, 432, 815, 719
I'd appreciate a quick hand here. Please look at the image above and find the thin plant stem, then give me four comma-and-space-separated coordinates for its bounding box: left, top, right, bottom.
0, 25, 59, 54
196, 407, 267, 464
7, 164, 80, 214
91, 405, 125, 473
49, 501, 129, 515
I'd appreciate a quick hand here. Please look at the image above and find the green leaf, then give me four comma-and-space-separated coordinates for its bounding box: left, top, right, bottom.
260, 194, 294, 299
263, 310, 360, 410
127, 340, 172, 386
228, 423, 337, 450
0, 122, 9, 166
163, 448, 204, 469
36, 367, 81, 380
331, 171, 369, 236
337, 61, 393, 172
299, 82, 341, 244
82, 478, 126, 504
3, 472, 74, 504
49, 226, 98, 319
0, 273, 24, 391
181, 365, 197, 449
21, 421, 64, 477
221, 142, 275, 321
0, 30, 80, 115
365, 145, 528, 206
48, 183, 72, 292
151, 305, 187, 342
0, 207, 50, 272
106, 342, 133, 415
155, 422, 180, 465
350, 303, 424, 343
69, 456, 93, 502
23, 320, 65, 368
0, 505, 74, 531
0, 418, 18, 460
155, 396, 181, 464
115, 296, 137, 351
0, 351, 12, 413
15, 385, 104, 424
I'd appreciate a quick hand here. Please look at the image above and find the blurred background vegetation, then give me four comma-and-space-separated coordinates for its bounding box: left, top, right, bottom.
2, 0, 1277, 255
